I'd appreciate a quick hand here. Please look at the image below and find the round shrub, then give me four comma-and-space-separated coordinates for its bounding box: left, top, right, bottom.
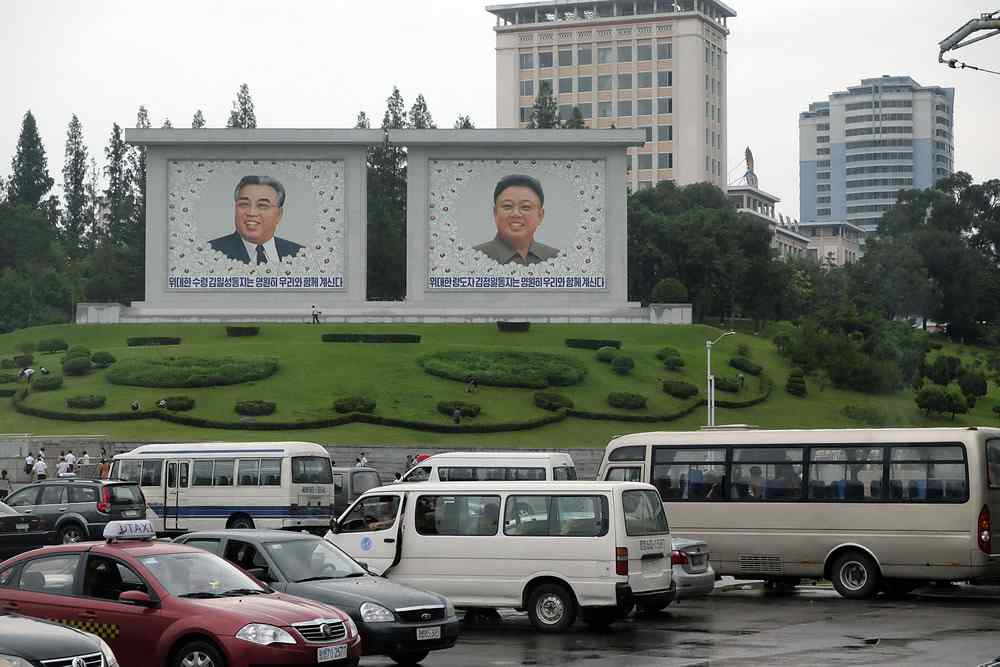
715, 376, 741, 393
729, 356, 763, 376
37, 338, 69, 353
62, 356, 92, 376
66, 395, 106, 409
611, 355, 635, 375
655, 347, 682, 361
226, 325, 261, 337
64, 345, 91, 361
651, 277, 688, 303
419, 350, 585, 389
534, 392, 574, 411
596, 346, 617, 363
235, 400, 276, 416
333, 396, 376, 414
663, 356, 685, 371
13, 354, 33, 368
663, 380, 698, 399
607, 392, 647, 410
91, 351, 116, 368
159, 396, 195, 411
786, 369, 807, 397
31, 374, 63, 391
108, 356, 279, 388
496, 321, 530, 333
437, 401, 481, 418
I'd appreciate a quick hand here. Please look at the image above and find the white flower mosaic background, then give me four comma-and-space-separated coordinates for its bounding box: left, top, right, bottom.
166, 159, 345, 289
427, 159, 607, 289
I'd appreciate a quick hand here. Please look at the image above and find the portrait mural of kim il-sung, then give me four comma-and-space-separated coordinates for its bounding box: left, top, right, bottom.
166, 160, 345, 290
427, 159, 607, 290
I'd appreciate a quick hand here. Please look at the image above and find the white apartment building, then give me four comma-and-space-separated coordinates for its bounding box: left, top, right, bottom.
487, 0, 735, 190
797, 220, 865, 266
727, 184, 811, 261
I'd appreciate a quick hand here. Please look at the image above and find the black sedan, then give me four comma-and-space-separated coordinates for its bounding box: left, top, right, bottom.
0, 612, 120, 666
174, 530, 460, 665
0, 501, 55, 561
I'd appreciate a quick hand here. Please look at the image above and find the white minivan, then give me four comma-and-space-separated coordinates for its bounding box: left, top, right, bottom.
325, 481, 674, 632
401, 451, 577, 483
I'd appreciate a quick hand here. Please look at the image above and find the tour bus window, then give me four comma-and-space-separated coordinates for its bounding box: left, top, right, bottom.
988, 440, 1000, 488
439, 467, 475, 482
605, 467, 641, 482
260, 458, 282, 486
340, 495, 401, 533
622, 489, 670, 536
415, 495, 501, 536
213, 459, 234, 486
140, 460, 163, 487
479, 467, 508, 481
652, 448, 726, 501
609, 446, 646, 462
291, 456, 333, 485
403, 467, 431, 482
731, 448, 804, 501
508, 467, 546, 481
238, 459, 260, 486
553, 466, 578, 481
192, 460, 214, 487
504, 495, 608, 537
888, 444, 967, 501
809, 447, 883, 501
117, 460, 140, 483
352, 470, 381, 495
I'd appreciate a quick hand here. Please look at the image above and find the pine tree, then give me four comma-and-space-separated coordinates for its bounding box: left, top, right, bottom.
354, 111, 370, 129
408, 94, 436, 129
61, 114, 89, 254
528, 82, 559, 129
130, 106, 151, 232
563, 106, 586, 129
191, 110, 206, 129
6, 110, 55, 207
102, 123, 134, 241
161, 118, 173, 128
453, 115, 475, 129
82, 156, 100, 249
367, 87, 408, 300
226, 83, 257, 128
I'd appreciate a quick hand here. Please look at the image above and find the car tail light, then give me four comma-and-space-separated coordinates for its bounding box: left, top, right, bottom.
979, 505, 992, 554
97, 486, 111, 514
615, 547, 629, 576
671, 549, 688, 566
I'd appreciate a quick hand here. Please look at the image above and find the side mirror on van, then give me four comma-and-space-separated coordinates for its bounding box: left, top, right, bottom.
329, 517, 340, 534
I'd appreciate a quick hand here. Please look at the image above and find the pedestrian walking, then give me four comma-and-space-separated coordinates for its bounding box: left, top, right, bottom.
22, 367, 34, 385
32, 458, 48, 481
354, 457, 363, 468
56, 459, 71, 477
392, 473, 402, 483
359, 452, 369, 467
311, 305, 321, 324
24, 452, 35, 480
81, 451, 91, 466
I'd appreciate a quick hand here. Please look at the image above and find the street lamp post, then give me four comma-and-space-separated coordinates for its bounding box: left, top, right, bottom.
705, 330, 736, 426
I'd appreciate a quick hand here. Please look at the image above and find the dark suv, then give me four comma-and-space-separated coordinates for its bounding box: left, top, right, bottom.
4, 479, 146, 544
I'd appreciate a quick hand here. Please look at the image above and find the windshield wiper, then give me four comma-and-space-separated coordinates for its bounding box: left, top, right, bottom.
296, 576, 337, 583
343, 572, 366, 578
179, 591, 221, 598
222, 588, 267, 596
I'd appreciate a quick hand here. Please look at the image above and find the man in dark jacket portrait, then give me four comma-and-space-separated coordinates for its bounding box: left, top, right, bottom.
210, 175, 304, 264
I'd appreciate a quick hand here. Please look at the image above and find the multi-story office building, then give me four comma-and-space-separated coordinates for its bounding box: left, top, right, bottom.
487, 0, 735, 190
727, 184, 811, 261
800, 75, 955, 233
797, 221, 865, 266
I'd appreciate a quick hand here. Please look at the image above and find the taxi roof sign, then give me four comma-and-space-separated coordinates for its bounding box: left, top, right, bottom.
103, 520, 156, 542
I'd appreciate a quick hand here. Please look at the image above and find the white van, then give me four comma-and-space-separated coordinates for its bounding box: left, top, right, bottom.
401, 451, 577, 483
325, 481, 674, 632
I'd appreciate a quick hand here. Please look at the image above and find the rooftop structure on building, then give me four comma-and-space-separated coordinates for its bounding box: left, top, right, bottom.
487, 0, 735, 191
796, 220, 866, 266
799, 75, 955, 234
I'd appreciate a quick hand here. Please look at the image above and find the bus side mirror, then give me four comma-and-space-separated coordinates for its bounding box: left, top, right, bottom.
329, 517, 339, 534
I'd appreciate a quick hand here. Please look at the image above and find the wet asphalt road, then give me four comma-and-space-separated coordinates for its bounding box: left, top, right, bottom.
360, 585, 1000, 667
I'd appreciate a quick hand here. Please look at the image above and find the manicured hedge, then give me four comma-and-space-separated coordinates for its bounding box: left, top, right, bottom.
236, 400, 276, 416
333, 396, 376, 414
127, 337, 181, 347
92, 351, 116, 368
663, 356, 685, 371
566, 339, 621, 350
66, 395, 106, 409
655, 347, 682, 361
31, 375, 63, 391
611, 355, 635, 375
607, 392, 647, 410
786, 369, 807, 397
663, 380, 699, 399
715, 376, 741, 393
62, 356, 92, 376
568, 400, 703, 423
0, 373, 17, 384
596, 346, 617, 363
729, 356, 763, 376
159, 396, 195, 411
321, 333, 421, 343
534, 392, 574, 411
108, 356, 279, 388
37, 338, 69, 353
419, 350, 585, 389
13, 354, 33, 368
226, 326, 260, 337
496, 321, 530, 333
0, 359, 15, 369
437, 401, 481, 418
0, 388, 15, 398
64, 346, 91, 361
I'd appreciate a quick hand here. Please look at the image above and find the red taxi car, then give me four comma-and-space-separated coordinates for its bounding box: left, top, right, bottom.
0, 521, 361, 667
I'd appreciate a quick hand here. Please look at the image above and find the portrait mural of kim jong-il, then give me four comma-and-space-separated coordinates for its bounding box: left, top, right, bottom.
474, 174, 559, 266
209, 175, 305, 265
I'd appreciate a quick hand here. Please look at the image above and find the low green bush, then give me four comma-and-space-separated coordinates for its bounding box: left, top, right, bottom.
235, 400, 276, 416
786, 368, 807, 397
108, 356, 279, 388
736, 343, 751, 358
565, 339, 621, 350
13, 354, 33, 368
729, 356, 763, 376
62, 356, 92, 376
37, 338, 69, 353
663, 380, 698, 399
31, 374, 63, 391
127, 337, 181, 347
64, 346, 91, 361
333, 396, 376, 414
993, 404, 1000, 417
496, 321, 530, 333
596, 346, 617, 363
611, 355, 635, 375
437, 401, 481, 418
663, 356, 685, 371
607, 392, 647, 410
655, 347, 681, 361
842, 403, 888, 426
0, 359, 14, 369
226, 325, 260, 337
419, 350, 585, 389
15, 341, 36, 354
321, 333, 421, 343
533, 392, 574, 411
0, 388, 15, 398
0, 373, 18, 384
159, 396, 195, 411
66, 395, 106, 409
715, 376, 741, 393
91, 351, 116, 368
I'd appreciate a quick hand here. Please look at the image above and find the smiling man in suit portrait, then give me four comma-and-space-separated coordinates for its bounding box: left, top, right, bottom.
474, 174, 559, 266
210, 175, 304, 265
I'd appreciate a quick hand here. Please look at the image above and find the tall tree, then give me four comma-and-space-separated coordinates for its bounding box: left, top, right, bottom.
408, 94, 436, 129
354, 111, 370, 129
82, 156, 100, 250
161, 118, 173, 128
226, 83, 257, 128
527, 82, 559, 129
6, 110, 54, 207
366, 87, 409, 300
453, 115, 475, 129
191, 109, 206, 128
130, 106, 151, 232
61, 114, 89, 254
102, 123, 134, 241
562, 106, 585, 129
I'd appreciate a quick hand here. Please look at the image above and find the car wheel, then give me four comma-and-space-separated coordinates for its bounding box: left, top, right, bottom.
173, 641, 226, 667
527, 583, 576, 633
58, 523, 86, 544
227, 514, 254, 530
831, 551, 880, 599
581, 608, 618, 628
389, 650, 430, 665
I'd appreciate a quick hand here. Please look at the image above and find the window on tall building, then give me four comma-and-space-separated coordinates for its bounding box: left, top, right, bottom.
559, 49, 573, 66
578, 46, 593, 65
538, 51, 553, 68
657, 71, 673, 87
519, 107, 531, 123
598, 101, 613, 117
637, 99, 653, 115
658, 153, 673, 169
816, 135, 830, 143
598, 45, 614, 63
657, 97, 672, 114
539, 79, 552, 95
639, 126, 653, 142
520, 80, 534, 97
705, 74, 710, 91
637, 154, 652, 170
816, 184, 831, 192
657, 125, 673, 141
817, 208, 832, 216
657, 40, 672, 60
618, 100, 633, 116
817, 172, 831, 180
598, 74, 613, 91
618, 73, 632, 89
578, 76, 593, 92
519, 53, 534, 70
637, 43, 652, 61
638, 180, 653, 190
618, 44, 632, 62
817, 196, 831, 204
559, 105, 574, 122
816, 147, 830, 155
637, 72, 652, 88
559, 77, 573, 93
705, 101, 710, 118
578, 103, 593, 118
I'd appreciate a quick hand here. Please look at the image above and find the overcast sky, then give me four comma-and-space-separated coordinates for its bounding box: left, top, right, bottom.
2, 0, 997, 217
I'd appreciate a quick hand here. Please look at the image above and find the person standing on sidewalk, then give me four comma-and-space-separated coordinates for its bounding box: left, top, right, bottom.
24, 452, 35, 481
32, 457, 48, 481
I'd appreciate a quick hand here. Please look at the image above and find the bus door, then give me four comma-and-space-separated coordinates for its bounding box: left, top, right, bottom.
164, 460, 190, 531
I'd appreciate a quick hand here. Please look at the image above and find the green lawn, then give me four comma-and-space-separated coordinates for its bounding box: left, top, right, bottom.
0, 322, 996, 448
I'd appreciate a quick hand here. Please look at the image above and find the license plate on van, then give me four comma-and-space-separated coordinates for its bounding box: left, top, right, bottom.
318, 645, 347, 662
123, 510, 139, 518
417, 626, 441, 641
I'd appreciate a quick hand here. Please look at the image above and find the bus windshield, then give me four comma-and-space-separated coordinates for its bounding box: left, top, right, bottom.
292, 456, 333, 485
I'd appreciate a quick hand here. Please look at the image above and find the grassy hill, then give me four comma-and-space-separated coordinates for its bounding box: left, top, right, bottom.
0, 323, 996, 448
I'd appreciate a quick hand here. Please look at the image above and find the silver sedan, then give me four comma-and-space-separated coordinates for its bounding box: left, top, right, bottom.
672, 537, 716, 599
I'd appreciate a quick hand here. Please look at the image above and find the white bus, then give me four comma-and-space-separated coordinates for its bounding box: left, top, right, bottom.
109, 441, 334, 534
596, 427, 1000, 599
401, 451, 577, 483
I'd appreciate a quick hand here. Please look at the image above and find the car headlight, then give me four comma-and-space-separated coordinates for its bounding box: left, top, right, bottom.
344, 615, 359, 637
0, 656, 33, 667
236, 623, 296, 645
360, 601, 394, 623
97, 637, 120, 667
444, 598, 455, 618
